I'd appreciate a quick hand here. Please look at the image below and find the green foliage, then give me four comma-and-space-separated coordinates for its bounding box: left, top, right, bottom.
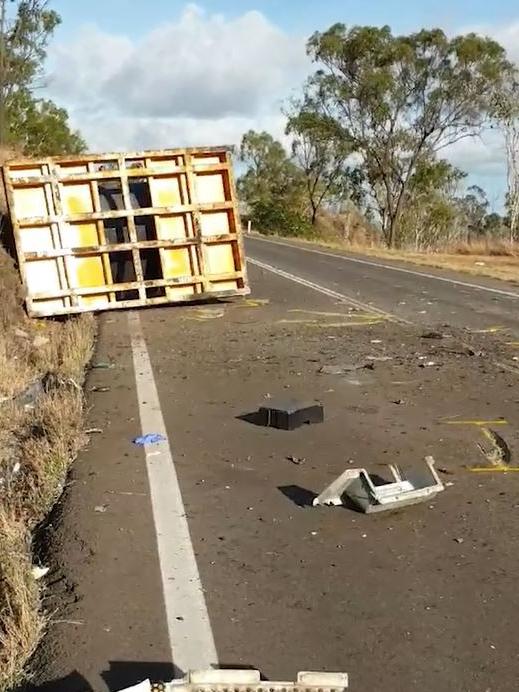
238, 130, 309, 236
251, 199, 313, 238
0, 1, 86, 155
306, 24, 516, 246
238, 130, 305, 206
1, 0, 60, 94
457, 185, 489, 237
7, 89, 86, 155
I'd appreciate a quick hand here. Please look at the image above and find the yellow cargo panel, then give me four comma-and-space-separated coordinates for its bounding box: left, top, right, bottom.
2, 146, 249, 316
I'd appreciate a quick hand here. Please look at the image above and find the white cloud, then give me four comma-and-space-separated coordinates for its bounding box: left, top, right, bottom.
45, 4, 309, 151
468, 20, 519, 64
445, 130, 506, 178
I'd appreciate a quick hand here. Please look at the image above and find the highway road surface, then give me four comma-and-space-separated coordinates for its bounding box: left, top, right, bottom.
246, 235, 519, 335
32, 238, 519, 692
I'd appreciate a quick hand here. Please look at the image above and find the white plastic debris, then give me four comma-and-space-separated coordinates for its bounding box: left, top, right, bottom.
118, 670, 349, 692
31, 566, 50, 580
313, 456, 444, 513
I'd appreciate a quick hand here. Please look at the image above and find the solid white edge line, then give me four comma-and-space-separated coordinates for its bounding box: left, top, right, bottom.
248, 235, 519, 300
128, 311, 218, 676
247, 256, 411, 324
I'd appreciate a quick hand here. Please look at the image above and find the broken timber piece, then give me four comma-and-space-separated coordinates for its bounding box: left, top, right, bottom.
118, 669, 349, 692
313, 456, 444, 513
258, 400, 324, 430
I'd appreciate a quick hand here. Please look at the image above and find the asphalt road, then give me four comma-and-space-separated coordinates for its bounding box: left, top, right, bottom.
246, 235, 519, 335
31, 242, 519, 692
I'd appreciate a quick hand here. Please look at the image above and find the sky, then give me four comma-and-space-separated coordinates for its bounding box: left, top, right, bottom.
43, 0, 519, 210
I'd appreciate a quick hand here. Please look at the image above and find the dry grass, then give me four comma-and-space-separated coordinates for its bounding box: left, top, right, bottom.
0, 246, 95, 690
0, 514, 42, 692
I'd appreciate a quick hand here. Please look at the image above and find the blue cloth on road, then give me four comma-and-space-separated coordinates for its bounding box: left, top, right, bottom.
133, 433, 166, 446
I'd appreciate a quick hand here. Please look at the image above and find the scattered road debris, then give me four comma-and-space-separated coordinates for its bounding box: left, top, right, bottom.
31, 566, 50, 581
256, 400, 324, 430
392, 399, 405, 405
94, 505, 108, 513
454, 537, 464, 544
133, 433, 166, 446
116, 669, 349, 692
313, 456, 444, 513
92, 362, 115, 370
476, 427, 512, 469
85, 428, 103, 435
90, 386, 111, 393
421, 331, 444, 339
286, 455, 305, 465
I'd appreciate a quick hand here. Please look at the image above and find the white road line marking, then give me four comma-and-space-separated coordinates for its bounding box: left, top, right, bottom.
247, 256, 411, 324
249, 235, 519, 300
128, 311, 218, 676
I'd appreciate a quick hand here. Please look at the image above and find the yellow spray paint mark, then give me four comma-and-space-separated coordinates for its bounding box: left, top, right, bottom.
280, 309, 385, 324
469, 467, 519, 473
472, 326, 505, 334
289, 309, 361, 318
312, 318, 385, 327
186, 308, 225, 321
237, 298, 270, 308
278, 315, 384, 327
441, 418, 508, 426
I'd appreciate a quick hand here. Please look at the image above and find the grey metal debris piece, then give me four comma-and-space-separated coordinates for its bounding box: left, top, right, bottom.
118, 670, 349, 692
313, 456, 444, 513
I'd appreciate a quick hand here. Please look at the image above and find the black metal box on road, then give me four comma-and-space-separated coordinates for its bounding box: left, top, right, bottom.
258, 401, 324, 430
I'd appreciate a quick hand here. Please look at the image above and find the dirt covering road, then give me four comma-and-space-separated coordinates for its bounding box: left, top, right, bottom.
30, 258, 519, 692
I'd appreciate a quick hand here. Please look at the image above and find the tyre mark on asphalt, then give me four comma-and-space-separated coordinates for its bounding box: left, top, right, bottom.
128, 311, 218, 676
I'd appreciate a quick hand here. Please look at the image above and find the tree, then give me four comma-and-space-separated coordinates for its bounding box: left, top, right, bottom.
492, 81, 519, 243
8, 89, 85, 155
238, 130, 303, 205
457, 184, 489, 238
398, 157, 466, 249
0, 1, 84, 155
286, 94, 354, 224
0, 0, 60, 144
237, 130, 311, 236
306, 24, 515, 247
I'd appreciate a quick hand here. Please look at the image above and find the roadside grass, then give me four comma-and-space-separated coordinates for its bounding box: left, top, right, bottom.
0, 247, 95, 690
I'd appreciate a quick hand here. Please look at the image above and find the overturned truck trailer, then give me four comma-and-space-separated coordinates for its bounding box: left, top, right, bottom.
2, 147, 249, 317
